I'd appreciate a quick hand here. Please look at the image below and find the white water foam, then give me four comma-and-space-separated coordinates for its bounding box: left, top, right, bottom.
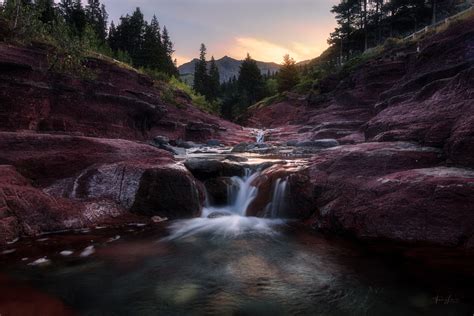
165, 169, 287, 240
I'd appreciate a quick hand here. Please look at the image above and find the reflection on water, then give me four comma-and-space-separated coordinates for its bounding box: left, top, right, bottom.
2, 224, 473, 316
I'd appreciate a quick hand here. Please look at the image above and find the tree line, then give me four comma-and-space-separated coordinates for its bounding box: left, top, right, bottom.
192, 43, 301, 120
0, 0, 178, 76
329, 0, 470, 58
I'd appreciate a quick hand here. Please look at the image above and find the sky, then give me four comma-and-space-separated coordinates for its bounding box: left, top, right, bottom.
99, 0, 339, 65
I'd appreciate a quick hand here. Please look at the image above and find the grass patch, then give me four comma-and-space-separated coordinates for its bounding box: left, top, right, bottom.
249, 93, 287, 110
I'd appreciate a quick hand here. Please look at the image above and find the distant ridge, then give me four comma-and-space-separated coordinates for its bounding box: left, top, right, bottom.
178, 56, 281, 84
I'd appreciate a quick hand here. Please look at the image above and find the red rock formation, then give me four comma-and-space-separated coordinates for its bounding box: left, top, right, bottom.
0, 43, 251, 145
305, 143, 474, 249
0, 165, 139, 244
245, 18, 474, 162
244, 17, 474, 248
0, 133, 204, 243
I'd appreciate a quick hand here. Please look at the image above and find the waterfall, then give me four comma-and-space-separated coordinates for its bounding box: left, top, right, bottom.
256, 130, 265, 144
166, 169, 286, 240
265, 177, 289, 218
202, 168, 260, 218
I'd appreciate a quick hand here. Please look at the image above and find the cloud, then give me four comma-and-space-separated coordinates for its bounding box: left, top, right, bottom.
225, 37, 322, 63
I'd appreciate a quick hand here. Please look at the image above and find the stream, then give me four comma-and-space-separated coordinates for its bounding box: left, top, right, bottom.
0, 148, 473, 315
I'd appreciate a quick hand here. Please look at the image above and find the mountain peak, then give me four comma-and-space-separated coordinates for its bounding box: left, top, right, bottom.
178, 56, 280, 84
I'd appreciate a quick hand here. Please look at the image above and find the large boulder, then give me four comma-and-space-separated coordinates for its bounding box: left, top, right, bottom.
131, 165, 203, 218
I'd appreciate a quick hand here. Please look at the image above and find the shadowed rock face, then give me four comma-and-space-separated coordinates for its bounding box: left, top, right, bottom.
0, 43, 251, 146
131, 166, 204, 219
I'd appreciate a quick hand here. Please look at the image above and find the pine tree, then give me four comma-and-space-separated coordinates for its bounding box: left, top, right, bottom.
60, 0, 86, 37
207, 56, 220, 101
193, 43, 209, 97
162, 26, 173, 56
107, 10, 177, 76
35, 0, 56, 25
85, 0, 107, 42
238, 53, 264, 107
141, 15, 163, 70
108, 20, 117, 49
160, 25, 178, 76
277, 54, 299, 93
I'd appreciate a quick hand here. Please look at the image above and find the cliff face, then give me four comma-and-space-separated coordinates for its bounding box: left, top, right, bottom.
244, 17, 474, 251
0, 43, 250, 145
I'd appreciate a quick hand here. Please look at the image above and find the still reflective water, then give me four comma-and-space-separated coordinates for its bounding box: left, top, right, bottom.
2, 222, 473, 316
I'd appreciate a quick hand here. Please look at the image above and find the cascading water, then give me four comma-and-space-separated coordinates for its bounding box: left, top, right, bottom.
265, 177, 289, 218
166, 168, 286, 240
255, 130, 265, 144
202, 168, 259, 217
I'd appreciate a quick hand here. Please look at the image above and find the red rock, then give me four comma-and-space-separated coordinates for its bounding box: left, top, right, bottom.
246, 164, 314, 219
0, 132, 173, 186
0, 165, 139, 244
303, 143, 474, 248
0, 133, 204, 243
245, 18, 474, 166
0, 43, 251, 145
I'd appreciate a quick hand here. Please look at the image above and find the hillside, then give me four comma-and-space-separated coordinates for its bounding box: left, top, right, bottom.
0, 43, 251, 145
178, 55, 281, 84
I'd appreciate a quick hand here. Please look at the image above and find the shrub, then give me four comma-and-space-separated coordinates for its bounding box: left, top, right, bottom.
142, 68, 171, 82
167, 77, 220, 115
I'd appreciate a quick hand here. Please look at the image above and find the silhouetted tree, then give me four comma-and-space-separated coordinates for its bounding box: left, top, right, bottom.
277, 54, 299, 93
238, 53, 264, 107
193, 43, 209, 96
207, 56, 220, 101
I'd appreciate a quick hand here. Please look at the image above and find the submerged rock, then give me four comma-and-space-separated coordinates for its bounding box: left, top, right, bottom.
207, 211, 232, 219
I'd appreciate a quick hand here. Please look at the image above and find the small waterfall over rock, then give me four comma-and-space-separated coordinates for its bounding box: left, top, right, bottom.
256, 130, 265, 144
166, 168, 288, 239
203, 168, 260, 217
265, 177, 289, 218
